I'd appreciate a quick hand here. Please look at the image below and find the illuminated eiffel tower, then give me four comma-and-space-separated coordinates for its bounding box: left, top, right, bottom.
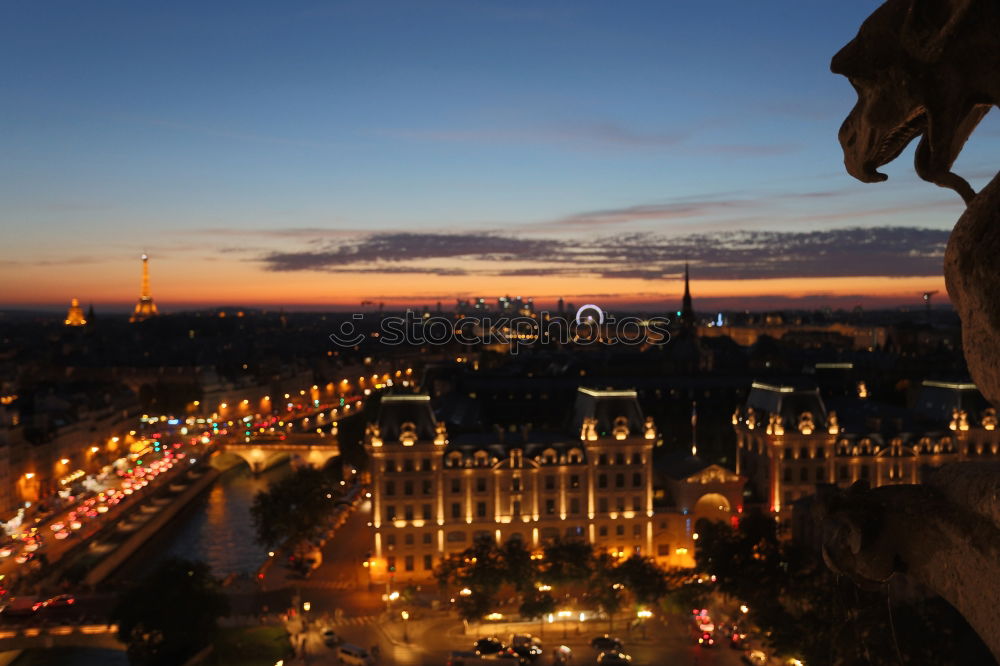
129, 253, 159, 322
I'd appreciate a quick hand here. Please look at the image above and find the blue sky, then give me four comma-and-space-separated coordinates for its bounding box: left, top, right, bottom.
1, 1, 996, 309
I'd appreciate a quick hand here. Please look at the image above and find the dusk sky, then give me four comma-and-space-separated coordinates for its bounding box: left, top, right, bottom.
2, 0, 997, 312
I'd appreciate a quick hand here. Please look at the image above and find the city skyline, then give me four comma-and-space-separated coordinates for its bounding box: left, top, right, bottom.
3, 1, 997, 311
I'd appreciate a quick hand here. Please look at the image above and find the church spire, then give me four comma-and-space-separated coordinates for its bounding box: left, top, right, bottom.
130, 253, 159, 322
680, 261, 695, 330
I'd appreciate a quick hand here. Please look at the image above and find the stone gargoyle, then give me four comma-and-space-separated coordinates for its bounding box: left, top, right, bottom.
827, 0, 1000, 659
832, 0, 1000, 404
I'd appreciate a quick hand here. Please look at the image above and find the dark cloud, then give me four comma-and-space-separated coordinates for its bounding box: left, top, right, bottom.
259, 226, 949, 281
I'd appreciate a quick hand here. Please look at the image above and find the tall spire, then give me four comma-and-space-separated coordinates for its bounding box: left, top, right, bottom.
130, 253, 159, 322
680, 261, 695, 330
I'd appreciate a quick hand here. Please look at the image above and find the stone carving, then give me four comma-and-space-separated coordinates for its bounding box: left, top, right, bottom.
827, 410, 840, 435
580, 417, 598, 441
766, 413, 784, 436
434, 421, 448, 446
983, 407, 997, 431
817, 464, 1000, 660
831, 0, 996, 203
365, 422, 382, 447
612, 415, 630, 440
830, 3, 1000, 654
797, 412, 815, 435
644, 416, 657, 440
833, 0, 1000, 403
399, 421, 417, 445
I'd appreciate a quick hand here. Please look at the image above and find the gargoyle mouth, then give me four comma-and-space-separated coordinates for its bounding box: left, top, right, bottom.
864, 107, 927, 180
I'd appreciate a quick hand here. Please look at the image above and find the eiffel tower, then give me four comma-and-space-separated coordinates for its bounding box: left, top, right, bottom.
129, 253, 159, 322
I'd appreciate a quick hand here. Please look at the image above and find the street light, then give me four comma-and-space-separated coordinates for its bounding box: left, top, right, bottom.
637, 609, 652, 639
401, 610, 410, 642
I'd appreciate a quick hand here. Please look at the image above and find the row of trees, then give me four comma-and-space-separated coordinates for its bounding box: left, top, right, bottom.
692, 512, 993, 665
250, 466, 343, 551
434, 535, 680, 628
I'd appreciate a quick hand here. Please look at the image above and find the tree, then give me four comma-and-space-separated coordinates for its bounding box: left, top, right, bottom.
540, 538, 594, 587
615, 554, 668, 605
111, 558, 230, 666
251, 466, 340, 550
588, 552, 624, 631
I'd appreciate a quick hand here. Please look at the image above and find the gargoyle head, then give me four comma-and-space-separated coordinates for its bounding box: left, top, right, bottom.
814, 481, 897, 589
831, 0, 993, 204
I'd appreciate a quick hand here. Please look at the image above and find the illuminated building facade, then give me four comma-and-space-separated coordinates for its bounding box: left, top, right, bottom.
64, 298, 87, 326
365, 388, 662, 582
734, 379, 1000, 516
129, 253, 158, 323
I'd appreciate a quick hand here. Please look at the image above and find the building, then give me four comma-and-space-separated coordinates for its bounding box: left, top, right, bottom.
64, 298, 87, 327
733, 378, 1000, 518
365, 389, 669, 582
129, 253, 158, 323
364, 387, 746, 581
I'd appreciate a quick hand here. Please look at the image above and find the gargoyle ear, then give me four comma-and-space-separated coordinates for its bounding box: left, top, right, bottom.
903, 0, 974, 62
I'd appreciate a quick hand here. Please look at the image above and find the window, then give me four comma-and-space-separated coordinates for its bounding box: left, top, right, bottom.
783, 467, 793, 482
404, 533, 414, 545
451, 502, 461, 519
422, 504, 432, 520
447, 531, 466, 543
422, 480, 432, 495
387, 556, 396, 572
385, 459, 396, 473
405, 555, 414, 571
476, 478, 487, 493
512, 477, 521, 492
422, 458, 431, 471
386, 534, 396, 546
632, 496, 641, 511
404, 480, 414, 496
599, 526, 608, 537
423, 533, 432, 545
570, 474, 580, 489
513, 500, 521, 516
657, 544, 670, 556
615, 473, 625, 489
598, 474, 607, 489
386, 505, 396, 521
404, 505, 414, 520
476, 501, 487, 518
632, 453, 642, 465
632, 472, 642, 487
615, 453, 625, 465
403, 459, 414, 472
616, 525, 625, 536
545, 499, 556, 515
598, 498, 609, 513
800, 467, 809, 482
570, 498, 580, 515
633, 524, 642, 537
598, 454, 608, 465
385, 481, 395, 496
816, 466, 825, 481
423, 554, 433, 570
544, 475, 555, 491
616, 497, 625, 512
451, 478, 461, 493
838, 465, 848, 480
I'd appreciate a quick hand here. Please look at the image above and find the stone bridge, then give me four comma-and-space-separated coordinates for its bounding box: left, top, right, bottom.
212, 434, 340, 474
